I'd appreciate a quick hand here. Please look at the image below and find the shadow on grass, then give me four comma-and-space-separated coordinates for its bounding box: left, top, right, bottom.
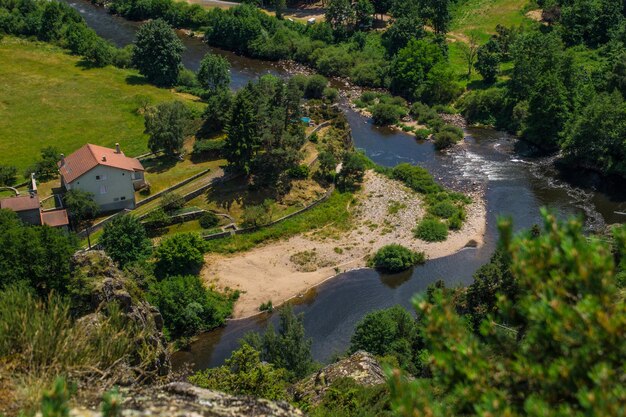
205, 176, 275, 214
142, 155, 179, 174
126, 74, 151, 86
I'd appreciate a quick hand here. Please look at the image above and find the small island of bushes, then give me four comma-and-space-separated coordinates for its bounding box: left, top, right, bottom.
368, 244, 425, 273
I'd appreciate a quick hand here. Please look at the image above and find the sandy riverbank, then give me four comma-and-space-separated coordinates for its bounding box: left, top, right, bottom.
202, 170, 486, 319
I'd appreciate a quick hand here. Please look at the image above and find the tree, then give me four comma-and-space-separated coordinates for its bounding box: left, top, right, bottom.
0, 210, 77, 296
223, 89, 259, 174
197, 53, 231, 93
153, 233, 207, 277
389, 39, 445, 101
350, 305, 420, 373
63, 190, 98, 248
38, 1, 64, 42
421, 0, 451, 35
144, 101, 189, 155
100, 215, 152, 268
274, 0, 286, 19
475, 39, 501, 84
200, 89, 233, 135
132, 19, 184, 87
337, 151, 367, 190
459, 33, 479, 77
243, 304, 314, 380
325, 0, 355, 38
148, 274, 231, 339
562, 92, 626, 178
371, 103, 404, 126
523, 71, 570, 151
26, 147, 61, 181
304, 74, 328, 99
0, 165, 17, 186
389, 212, 626, 416
382, 16, 425, 56
354, 0, 374, 30
189, 344, 289, 399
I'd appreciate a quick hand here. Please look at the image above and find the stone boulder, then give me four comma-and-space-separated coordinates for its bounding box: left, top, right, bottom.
69, 383, 304, 417
291, 350, 386, 405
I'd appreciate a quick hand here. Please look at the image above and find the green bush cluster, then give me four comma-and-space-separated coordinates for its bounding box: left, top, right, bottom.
199, 211, 220, 229
193, 138, 225, 156
368, 244, 425, 273
414, 217, 448, 242
153, 232, 208, 276
390, 163, 470, 239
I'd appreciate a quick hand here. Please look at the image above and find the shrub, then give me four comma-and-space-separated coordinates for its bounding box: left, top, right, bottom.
392, 163, 442, 195
429, 200, 458, 219
189, 344, 288, 400
371, 103, 405, 126
154, 233, 207, 277
414, 218, 448, 242
304, 74, 328, 99
160, 192, 186, 213
368, 244, 425, 273
193, 138, 225, 156
143, 208, 171, 229
199, 211, 219, 229
0, 164, 17, 186
448, 213, 463, 230
323, 87, 339, 102
259, 300, 274, 312
288, 164, 310, 179
433, 131, 461, 150
414, 128, 431, 141
148, 274, 232, 339
458, 87, 508, 126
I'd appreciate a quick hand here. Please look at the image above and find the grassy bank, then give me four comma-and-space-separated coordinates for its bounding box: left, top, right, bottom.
205, 190, 353, 254
0, 37, 204, 172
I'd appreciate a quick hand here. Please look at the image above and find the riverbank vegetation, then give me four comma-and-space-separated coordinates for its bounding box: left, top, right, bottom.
188, 213, 626, 416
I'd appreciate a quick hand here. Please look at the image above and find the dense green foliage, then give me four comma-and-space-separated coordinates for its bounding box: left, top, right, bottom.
223, 75, 305, 190
413, 217, 448, 242
63, 189, 98, 232
197, 52, 231, 93
198, 211, 219, 229
243, 305, 315, 380
0, 0, 130, 68
189, 343, 289, 400
132, 19, 184, 87
389, 213, 626, 416
368, 244, 425, 273
100, 215, 152, 268
147, 274, 233, 339
350, 305, 421, 373
0, 164, 17, 186
144, 101, 190, 155
0, 210, 77, 296
153, 232, 207, 277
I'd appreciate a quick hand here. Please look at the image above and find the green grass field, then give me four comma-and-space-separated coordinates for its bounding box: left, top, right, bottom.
451, 0, 533, 41
0, 37, 204, 173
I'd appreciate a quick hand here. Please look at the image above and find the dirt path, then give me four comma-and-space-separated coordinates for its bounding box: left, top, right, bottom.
202, 170, 486, 318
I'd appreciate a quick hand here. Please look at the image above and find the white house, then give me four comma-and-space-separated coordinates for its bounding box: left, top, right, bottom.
59, 143, 145, 211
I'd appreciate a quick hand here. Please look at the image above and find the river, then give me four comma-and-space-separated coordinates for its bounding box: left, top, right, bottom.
62, 0, 626, 370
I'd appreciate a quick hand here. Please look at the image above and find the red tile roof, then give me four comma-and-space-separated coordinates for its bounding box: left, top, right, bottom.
41, 209, 69, 227
0, 195, 40, 212
59, 144, 144, 183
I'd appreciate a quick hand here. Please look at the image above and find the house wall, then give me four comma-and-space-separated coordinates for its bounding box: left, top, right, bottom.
67, 165, 136, 211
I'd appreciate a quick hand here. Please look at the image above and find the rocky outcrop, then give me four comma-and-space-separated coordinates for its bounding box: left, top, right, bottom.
291, 350, 386, 405
72, 251, 170, 382
69, 383, 304, 417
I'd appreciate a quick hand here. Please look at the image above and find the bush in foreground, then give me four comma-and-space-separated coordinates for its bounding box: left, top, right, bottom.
199, 211, 219, 229
368, 244, 425, 273
414, 218, 448, 242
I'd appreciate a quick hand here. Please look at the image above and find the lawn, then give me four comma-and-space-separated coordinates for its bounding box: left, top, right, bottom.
450, 0, 533, 41
0, 37, 204, 173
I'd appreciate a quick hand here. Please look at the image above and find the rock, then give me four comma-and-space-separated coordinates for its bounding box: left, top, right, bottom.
71, 251, 171, 382
291, 350, 385, 406
68, 383, 304, 417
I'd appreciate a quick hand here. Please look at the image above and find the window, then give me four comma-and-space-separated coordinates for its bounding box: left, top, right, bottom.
120, 196, 126, 201
99, 185, 107, 195
96, 174, 107, 181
